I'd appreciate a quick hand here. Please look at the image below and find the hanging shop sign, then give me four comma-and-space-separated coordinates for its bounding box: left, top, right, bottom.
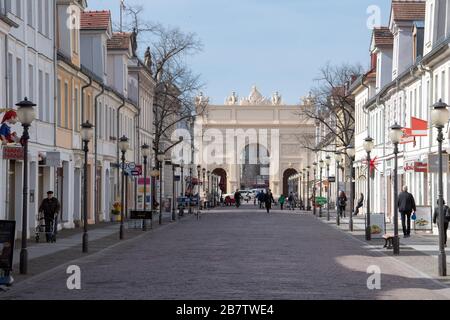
428, 154, 449, 173
2, 145, 24, 160
46, 152, 62, 167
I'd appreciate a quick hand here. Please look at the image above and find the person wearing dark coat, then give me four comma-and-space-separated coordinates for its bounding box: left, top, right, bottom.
234, 190, 242, 208
38, 191, 61, 242
337, 191, 347, 218
354, 193, 364, 216
433, 199, 450, 247
398, 186, 416, 238
264, 189, 275, 213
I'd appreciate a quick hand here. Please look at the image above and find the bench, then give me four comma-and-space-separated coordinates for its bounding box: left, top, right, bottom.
383, 234, 394, 249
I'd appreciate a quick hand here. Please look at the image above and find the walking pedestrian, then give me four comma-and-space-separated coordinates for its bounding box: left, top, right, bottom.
288, 192, 295, 210
433, 199, 450, 247
398, 186, 416, 238
38, 191, 61, 243
354, 193, 364, 216
338, 191, 347, 218
265, 189, 274, 214
234, 189, 242, 208
279, 194, 286, 210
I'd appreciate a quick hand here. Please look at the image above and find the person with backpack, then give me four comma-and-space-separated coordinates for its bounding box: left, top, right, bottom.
264, 189, 275, 214
398, 186, 416, 238
433, 199, 450, 247
337, 191, 347, 218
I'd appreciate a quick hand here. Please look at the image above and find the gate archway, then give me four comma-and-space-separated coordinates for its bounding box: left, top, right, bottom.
283, 168, 298, 196
212, 168, 227, 194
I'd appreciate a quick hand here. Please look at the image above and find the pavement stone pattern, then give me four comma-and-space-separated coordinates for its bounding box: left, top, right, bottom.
2, 205, 450, 300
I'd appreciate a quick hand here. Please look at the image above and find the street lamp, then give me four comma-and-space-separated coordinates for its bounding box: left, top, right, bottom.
363, 136, 374, 241
180, 159, 185, 197
312, 162, 317, 216
306, 166, 311, 211
141, 143, 151, 231
390, 123, 403, 255
325, 155, 331, 221
81, 121, 94, 253
17, 97, 36, 275
197, 165, 201, 217
118, 136, 130, 240
346, 145, 356, 232
157, 152, 165, 225
149, 167, 159, 228
302, 168, 306, 210
431, 99, 450, 276
335, 152, 343, 226
172, 163, 178, 221
207, 170, 211, 208
188, 163, 193, 214
319, 160, 325, 218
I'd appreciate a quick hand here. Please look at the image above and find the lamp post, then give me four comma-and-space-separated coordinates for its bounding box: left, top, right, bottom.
363, 136, 374, 241
197, 165, 201, 216
207, 170, 211, 208
180, 160, 185, 197
149, 167, 159, 229
319, 160, 325, 217
390, 123, 403, 255
346, 145, 356, 232
431, 99, 449, 276
17, 97, 36, 275
157, 153, 165, 225
335, 152, 343, 226
189, 164, 193, 214
306, 166, 311, 211
325, 155, 331, 221
312, 162, 317, 216
302, 168, 306, 210
299, 169, 303, 208
141, 143, 151, 231
172, 163, 177, 221
81, 121, 94, 253
118, 136, 130, 240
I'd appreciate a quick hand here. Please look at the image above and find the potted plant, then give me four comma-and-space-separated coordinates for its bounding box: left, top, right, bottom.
111, 201, 122, 222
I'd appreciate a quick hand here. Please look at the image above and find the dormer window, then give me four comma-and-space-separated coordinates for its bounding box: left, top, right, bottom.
71, 14, 79, 54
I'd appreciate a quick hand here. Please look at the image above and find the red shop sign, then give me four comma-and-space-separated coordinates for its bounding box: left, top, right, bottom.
2, 146, 24, 160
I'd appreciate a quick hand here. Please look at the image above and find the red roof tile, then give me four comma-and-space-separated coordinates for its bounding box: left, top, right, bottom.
107, 32, 132, 50
80, 10, 111, 30
373, 27, 394, 46
391, 1, 426, 21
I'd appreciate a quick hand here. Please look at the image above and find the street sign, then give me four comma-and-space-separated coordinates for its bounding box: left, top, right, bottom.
0, 220, 15, 272
129, 210, 153, 220
315, 197, 327, 205
428, 154, 449, 173
131, 165, 142, 176
128, 162, 136, 170
328, 177, 336, 183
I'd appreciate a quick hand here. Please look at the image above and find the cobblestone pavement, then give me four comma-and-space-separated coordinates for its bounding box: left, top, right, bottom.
2, 205, 450, 300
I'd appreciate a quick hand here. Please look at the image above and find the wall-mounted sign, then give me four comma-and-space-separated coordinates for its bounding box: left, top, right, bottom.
2, 146, 24, 160
46, 152, 62, 167
404, 161, 427, 173
428, 154, 449, 173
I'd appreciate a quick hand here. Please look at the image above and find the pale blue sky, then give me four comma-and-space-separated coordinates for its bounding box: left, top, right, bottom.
87, 0, 391, 104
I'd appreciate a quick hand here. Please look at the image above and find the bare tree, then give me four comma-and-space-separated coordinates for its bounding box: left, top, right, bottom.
299, 63, 363, 153
120, 4, 205, 163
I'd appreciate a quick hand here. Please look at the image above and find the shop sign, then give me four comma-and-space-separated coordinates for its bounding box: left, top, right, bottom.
46, 152, 62, 167
369, 213, 386, 239
2, 146, 24, 160
404, 161, 427, 173
428, 154, 449, 173
414, 206, 432, 231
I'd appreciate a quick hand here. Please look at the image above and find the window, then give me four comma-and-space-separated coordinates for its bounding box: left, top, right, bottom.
434, 74, 439, 102
38, 0, 43, 34
16, 0, 21, 18
27, 0, 33, 26
98, 103, 102, 139
57, 79, 62, 126
45, 73, 50, 122
64, 82, 69, 128
441, 70, 446, 101
44, 0, 49, 36
39, 70, 44, 121
16, 58, 22, 102
7, 53, 13, 107
74, 88, 79, 132
28, 64, 34, 102
5, 0, 11, 13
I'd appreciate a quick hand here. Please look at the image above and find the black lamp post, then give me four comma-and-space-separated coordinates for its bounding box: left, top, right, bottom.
325, 155, 331, 221
313, 162, 317, 216
157, 153, 165, 225
81, 121, 94, 252
189, 164, 193, 214
306, 166, 311, 210
149, 167, 159, 229
202, 168, 206, 209
346, 145, 356, 232
389, 123, 403, 255
197, 165, 201, 217
141, 143, 150, 231
17, 97, 36, 275
363, 136, 374, 241
119, 136, 129, 240
431, 99, 449, 276
335, 152, 343, 226
172, 163, 177, 221
207, 170, 211, 208
180, 160, 185, 197
319, 160, 325, 217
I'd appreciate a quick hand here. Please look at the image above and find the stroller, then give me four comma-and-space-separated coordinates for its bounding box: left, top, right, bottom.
35, 213, 57, 243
